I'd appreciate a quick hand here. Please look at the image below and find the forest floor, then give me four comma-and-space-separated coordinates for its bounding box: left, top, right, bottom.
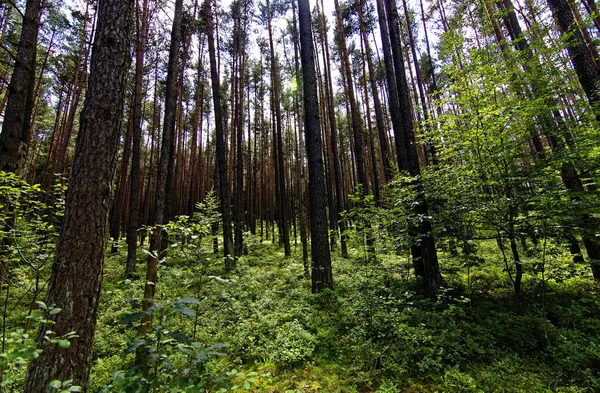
80, 232, 600, 392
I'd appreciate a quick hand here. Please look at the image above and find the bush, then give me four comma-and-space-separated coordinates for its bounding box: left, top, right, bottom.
270, 320, 316, 366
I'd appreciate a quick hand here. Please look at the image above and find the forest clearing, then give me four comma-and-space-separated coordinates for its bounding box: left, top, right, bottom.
0, 0, 599, 391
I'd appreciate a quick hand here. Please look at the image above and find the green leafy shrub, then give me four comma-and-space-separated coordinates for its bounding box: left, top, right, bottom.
270, 320, 316, 366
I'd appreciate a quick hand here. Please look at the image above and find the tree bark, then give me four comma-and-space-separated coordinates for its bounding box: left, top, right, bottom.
24, 0, 132, 389
0, 0, 42, 175
142, 0, 184, 332
299, 0, 333, 293
382, 0, 444, 296
266, 0, 291, 257
125, 0, 150, 277
548, 0, 600, 119
204, 0, 234, 266
318, 0, 348, 256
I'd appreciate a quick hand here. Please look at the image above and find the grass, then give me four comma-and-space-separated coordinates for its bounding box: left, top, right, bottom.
84, 232, 600, 392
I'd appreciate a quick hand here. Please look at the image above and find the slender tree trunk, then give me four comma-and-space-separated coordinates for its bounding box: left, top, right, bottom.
358, 0, 393, 183
125, 0, 150, 277
334, 0, 369, 194
204, 0, 234, 266
382, 0, 444, 296
110, 109, 133, 253
299, 0, 332, 293
319, 0, 348, 256
56, 4, 92, 177
266, 0, 291, 256
233, 1, 247, 258
142, 0, 184, 332
23, 0, 132, 389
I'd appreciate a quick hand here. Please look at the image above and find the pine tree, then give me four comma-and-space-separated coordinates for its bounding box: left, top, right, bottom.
24, 0, 133, 388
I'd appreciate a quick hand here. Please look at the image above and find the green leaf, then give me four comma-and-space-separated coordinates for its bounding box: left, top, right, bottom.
174, 306, 195, 318
119, 311, 150, 324
58, 340, 70, 349
122, 339, 149, 356
168, 331, 191, 344
176, 297, 201, 305
49, 380, 62, 389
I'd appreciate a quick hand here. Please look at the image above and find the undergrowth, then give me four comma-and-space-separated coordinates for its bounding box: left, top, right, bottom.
88, 234, 599, 392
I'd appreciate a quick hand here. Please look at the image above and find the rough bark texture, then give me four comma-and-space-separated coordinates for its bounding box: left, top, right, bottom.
299, 0, 333, 293
0, 0, 42, 174
24, 0, 132, 390
548, 0, 600, 118
204, 0, 234, 264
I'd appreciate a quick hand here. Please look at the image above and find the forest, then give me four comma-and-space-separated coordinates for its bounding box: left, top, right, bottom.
0, 0, 599, 391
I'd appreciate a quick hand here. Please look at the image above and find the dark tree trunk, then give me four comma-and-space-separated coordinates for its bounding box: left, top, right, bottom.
358, 0, 393, 183
232, 1, 247, 259
204, 0, 234, 265
266, 0, 291, 257
23, 0, 132, 389
334, 0, 369, 194
299, 0, 333, 293
56, 5, 92, 178
142, 0, 183, 331
0, 0, 42, 175
381, 0, 444, 296
548, 0, 600, 119
110, 112, 133, 253
319, 0, 348, 257
498, 0, 600, 279
126, 0, 150, 277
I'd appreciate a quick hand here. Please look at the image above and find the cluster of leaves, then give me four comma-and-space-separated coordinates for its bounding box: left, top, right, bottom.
0, 302, 79, 393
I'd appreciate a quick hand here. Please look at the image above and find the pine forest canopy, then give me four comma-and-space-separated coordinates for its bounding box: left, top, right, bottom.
0, 0, 599, 390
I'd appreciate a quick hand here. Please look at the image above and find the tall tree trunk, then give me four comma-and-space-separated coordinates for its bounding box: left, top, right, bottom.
233, 0, 247, 259
0, 0, 42, 175
204, 0, 234, 266
109, 109, 133, 253
291, 0, 309, 270
299, 0, 333, 293
125, 0, 150, 277
334, 0, 369, 194
319, 0, 348, 256
358, 0, 393, 183
548, 0, 600, 119
56, 3, 92, 177
142, 0, 184, 332
0, 0, 42, 301
266, 0, 291, 256
23, 0, 132, 389
382, 0, 444, 296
